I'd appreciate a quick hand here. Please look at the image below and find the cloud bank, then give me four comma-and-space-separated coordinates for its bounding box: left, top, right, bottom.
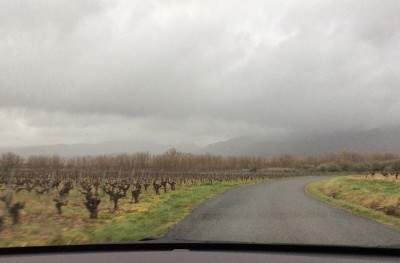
1, 0, 399, 147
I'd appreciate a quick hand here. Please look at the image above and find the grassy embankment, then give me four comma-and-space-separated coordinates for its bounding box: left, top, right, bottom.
0, 179, 262, 247
306, 175, 400, 229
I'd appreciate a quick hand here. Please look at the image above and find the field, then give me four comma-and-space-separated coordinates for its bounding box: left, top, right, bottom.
0, 169, 298, 247
306, 174, 400, 228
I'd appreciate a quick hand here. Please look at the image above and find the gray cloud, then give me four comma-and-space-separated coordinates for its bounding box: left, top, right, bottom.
0, 0, 399, 148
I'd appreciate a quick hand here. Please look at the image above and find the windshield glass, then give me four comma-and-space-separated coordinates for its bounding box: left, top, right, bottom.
0, 0, 399, 248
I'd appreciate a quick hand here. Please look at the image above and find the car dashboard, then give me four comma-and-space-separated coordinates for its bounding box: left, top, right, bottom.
0, 242, 398, 263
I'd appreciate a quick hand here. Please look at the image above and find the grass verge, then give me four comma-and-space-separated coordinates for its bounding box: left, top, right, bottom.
306, 176, 400, 229
77, 181, 240, 244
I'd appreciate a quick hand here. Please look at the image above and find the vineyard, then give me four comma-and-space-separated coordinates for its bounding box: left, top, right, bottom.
0, 168, 303, 246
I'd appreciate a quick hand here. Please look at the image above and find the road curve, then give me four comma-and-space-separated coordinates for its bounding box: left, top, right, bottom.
164, 176, 400, 247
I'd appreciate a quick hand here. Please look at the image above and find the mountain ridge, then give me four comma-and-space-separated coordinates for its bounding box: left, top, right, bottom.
1, 127, 399, 157
203, 126, 400, 156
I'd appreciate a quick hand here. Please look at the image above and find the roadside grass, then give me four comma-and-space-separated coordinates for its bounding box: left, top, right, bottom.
306, 176, 400, 229
0, 179, 261, 247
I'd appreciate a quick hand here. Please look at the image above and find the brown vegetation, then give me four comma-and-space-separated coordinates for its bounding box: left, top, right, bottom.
2, 149, 400, 173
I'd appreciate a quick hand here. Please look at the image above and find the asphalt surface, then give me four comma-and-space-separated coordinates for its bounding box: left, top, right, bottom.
164, 176, 400, 247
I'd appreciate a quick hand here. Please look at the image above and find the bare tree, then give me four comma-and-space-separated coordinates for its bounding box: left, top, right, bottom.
1, 153, 23, 172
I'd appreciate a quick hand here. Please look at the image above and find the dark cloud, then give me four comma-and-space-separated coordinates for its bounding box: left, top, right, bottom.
0, 0, 399, 147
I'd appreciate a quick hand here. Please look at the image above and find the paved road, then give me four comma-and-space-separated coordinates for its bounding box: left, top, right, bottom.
164, 176, 400, 247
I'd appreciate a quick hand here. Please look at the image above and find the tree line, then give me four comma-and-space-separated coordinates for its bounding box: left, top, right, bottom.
1, 149, 400, 173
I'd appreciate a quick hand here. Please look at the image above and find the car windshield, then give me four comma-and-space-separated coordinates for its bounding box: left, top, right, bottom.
0, 0, 399, 249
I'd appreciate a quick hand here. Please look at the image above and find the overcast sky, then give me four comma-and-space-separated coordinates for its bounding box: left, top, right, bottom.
0, 0, 399, 148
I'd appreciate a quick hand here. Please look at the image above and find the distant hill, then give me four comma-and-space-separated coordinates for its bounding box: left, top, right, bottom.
203, 127, 400, 156
1, 127, 399, 157
0, 139, 201, 157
